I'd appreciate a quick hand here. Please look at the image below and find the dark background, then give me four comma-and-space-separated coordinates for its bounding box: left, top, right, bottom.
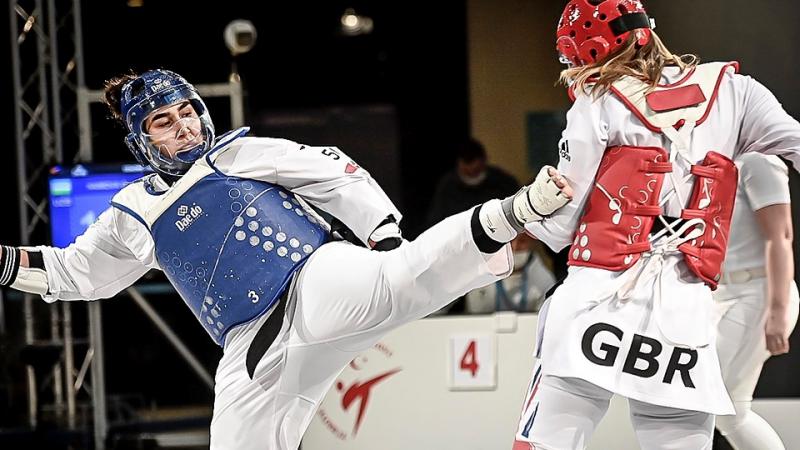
0, 0, 474, 426
2, 0, 800, 443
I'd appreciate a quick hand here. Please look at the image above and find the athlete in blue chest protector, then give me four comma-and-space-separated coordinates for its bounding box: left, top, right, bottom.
1, 69, 573, 449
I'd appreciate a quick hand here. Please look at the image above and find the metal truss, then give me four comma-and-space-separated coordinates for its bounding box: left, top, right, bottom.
9, 0, 90, 443
10, 2, 244, 449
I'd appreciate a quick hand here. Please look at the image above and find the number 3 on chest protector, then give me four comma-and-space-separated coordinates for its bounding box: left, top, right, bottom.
248, 290, 260, 303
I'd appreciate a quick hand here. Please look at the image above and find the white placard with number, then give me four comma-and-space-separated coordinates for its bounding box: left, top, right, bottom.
448, 334, 496, 390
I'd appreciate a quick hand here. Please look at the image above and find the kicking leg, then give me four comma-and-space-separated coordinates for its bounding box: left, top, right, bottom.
380, 165, 573, 325
294, 165, 573, 341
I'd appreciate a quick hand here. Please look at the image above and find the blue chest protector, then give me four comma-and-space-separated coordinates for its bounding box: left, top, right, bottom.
113, 131, 329, 346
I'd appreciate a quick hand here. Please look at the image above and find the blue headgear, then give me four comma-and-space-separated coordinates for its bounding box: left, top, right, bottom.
119, 69, 216, 177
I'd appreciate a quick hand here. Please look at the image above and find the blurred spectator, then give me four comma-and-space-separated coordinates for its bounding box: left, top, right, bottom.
425, 138, 521, 315
426, 138, 521, 226
465, 233, 557, 314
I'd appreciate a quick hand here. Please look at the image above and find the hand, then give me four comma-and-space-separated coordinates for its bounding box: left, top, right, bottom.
532, 166, 574, 216
546, 166, 574, 200
513, 166, 573, 224
765, 304, 794, 355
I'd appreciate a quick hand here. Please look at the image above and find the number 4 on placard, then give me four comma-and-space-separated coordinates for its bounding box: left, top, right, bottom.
460, 340, 479, 377
449, 335, 496, 390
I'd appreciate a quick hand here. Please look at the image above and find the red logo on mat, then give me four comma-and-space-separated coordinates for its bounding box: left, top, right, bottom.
316, 342, 402, 440
339, 368, 401, 435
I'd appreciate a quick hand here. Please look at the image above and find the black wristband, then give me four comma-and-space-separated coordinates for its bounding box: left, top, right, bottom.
329, 218, 366, 247
27, 250, 44, 270
372, 237, 402, 252
470, 207, 506, 254
0, 245, 21, 286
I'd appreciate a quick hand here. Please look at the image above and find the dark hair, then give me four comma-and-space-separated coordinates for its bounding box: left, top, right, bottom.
456, 138, 487, 163
102, 71, 139, 123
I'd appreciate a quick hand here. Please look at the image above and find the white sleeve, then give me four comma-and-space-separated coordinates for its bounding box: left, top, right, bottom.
736, 75, 800, 172
525, 94, 609, 251
738, 153, 791, 211
37, 208, 152, 302
216, 137, 402, 246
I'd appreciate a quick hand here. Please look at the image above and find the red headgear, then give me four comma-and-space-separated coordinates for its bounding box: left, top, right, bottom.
556, 0, 653, 67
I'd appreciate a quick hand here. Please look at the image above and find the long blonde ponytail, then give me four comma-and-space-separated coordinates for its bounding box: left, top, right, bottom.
560, 31, 699, 97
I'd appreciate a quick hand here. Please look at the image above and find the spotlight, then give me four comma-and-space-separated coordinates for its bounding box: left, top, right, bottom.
340, 8, 373, 36
224, 19, 258, 56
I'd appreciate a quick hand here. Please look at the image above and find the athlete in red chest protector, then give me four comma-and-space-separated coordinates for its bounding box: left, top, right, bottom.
513, 1, 800, 449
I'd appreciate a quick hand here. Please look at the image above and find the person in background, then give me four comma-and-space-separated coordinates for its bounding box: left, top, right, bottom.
466, 233, 557, 314
425, 138, 523, 315
713, 153, 799, 449
426, 138, 521, 226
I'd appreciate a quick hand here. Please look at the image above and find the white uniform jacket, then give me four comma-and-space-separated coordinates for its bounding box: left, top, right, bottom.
36, 129, 401, 304
525, 64, 800, 414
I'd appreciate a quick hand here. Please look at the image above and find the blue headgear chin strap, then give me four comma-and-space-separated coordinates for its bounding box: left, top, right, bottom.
119, 69, 216, 178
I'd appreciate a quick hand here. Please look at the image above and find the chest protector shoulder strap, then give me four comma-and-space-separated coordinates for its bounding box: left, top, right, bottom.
568, 62, 740, 289
608, 62, 739, 132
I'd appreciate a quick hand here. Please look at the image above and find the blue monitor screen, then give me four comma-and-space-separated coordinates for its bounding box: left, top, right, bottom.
48, 164, 151, 248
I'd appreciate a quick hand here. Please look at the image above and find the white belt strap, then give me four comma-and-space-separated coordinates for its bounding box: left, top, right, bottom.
719, 267, 767, 284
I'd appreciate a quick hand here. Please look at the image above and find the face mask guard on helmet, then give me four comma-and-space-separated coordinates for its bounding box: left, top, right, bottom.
120, 70, 216, 178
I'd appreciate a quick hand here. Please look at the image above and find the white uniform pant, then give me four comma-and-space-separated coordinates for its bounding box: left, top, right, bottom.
712, 278, 800, 449
513, 366, 714, 450
209, 210, 509, 450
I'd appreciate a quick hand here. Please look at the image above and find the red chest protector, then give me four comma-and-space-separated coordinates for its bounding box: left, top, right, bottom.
568, 62, 740, 289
